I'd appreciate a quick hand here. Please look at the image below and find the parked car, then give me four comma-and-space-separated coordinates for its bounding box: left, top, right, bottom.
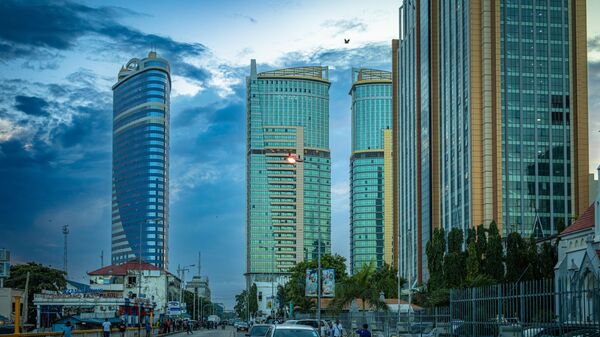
265, 324, 319, 337
246, 324, 273, 337
237, 321, 250, 332
283, 319, 327, 330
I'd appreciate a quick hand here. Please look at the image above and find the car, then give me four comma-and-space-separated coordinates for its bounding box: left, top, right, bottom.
265, 324, 319, 337
246, 324, 273, 337
283, 319, 328, 330
237, 322, 250, 332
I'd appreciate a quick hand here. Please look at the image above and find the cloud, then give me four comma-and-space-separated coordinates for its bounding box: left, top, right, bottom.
275, 42, 391, 70
234, 13, 258, 24
321, 18, 368, 35
14, 95, 49, 116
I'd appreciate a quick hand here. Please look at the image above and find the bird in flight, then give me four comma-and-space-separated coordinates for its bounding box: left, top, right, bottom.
344, 38, 350, 44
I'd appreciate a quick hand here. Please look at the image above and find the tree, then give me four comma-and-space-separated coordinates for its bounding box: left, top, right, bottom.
444, 228, 466, 288
538, 242, 557, 279
5, 263, 67, 323
426, 228, 446, 290
475, 224, 488, 271
505, 232, 529, 283
332, 262, 387, 312
485, 221, 504, 282
466, 237, 479, 285
234, 290, 248, 320
371, 263, 403, 299
283, 254, 348, 313
249, 283, 258, 316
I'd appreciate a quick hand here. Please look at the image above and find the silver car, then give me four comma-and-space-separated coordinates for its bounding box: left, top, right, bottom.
266, 324, 319, 337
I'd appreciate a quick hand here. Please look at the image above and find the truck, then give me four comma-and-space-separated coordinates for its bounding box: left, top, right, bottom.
207, 315, 220, 325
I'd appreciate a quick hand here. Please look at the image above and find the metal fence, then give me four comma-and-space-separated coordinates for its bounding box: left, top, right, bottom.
449, 277, 600, 337
293, 277, 600, 337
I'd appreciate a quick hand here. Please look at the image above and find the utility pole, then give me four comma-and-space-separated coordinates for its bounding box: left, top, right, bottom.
317, 226, 321, 324
100, 250, 104, 267
62, 225, 69, 276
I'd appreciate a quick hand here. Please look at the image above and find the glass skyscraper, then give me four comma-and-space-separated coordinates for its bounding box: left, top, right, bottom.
111, 51, 170, 270
349, 68, 393, 274
246, 60, 331, 293
396, 0, 588, 284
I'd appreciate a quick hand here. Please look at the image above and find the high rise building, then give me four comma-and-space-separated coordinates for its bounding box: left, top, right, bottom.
111, 51, 170, 270
245, 60, 331, 307
349, 68, 394, 273
396, 0, 588, 284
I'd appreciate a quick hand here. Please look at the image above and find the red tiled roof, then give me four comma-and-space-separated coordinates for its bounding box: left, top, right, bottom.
561, 203, 595, 235
88, 261, 160, 276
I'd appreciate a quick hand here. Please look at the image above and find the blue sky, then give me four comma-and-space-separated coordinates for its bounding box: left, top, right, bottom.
2, 0, 600, 309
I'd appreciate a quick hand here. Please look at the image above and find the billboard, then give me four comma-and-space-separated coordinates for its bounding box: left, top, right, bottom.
322, 269, 335, 297
305, 269, 318, 297
305, 269, 335, 297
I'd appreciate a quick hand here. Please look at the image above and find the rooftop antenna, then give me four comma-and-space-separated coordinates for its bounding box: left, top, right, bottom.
198, 251, 201, 276
62, 225, 69, 276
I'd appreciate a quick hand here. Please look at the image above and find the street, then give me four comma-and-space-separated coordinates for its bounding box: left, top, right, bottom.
172, 326, 242, 337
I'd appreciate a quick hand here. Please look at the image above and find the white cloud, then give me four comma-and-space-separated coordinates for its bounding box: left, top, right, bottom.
171, 75, 204, 97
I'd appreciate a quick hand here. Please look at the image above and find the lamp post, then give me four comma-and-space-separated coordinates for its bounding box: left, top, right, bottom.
284, 153, 321, 323
177, 264, 195, 304
259, 245, 275, 317
138, 217, 162, 336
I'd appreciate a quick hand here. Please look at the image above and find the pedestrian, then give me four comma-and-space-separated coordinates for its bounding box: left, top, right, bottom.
145, 320, 151, 337
332, 320, 343, 337
118, 322, 127, 337
62, 321, 73, 337
102, 318, 112, 337
186, 320, 193, 335
319, 321, 328, 337
355, 324, 371, 337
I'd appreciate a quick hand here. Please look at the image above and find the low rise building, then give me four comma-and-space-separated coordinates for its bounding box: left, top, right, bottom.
554, 167, 600, 323
185, 276, 210, 301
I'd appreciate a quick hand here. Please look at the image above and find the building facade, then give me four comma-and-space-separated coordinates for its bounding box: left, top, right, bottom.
245, 60, 331, 296
349, 68, 394, 273
396, 0, 588, 284
111, 52, 171, 270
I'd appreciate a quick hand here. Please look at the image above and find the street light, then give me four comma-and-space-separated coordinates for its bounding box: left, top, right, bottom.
259, 245, 275, 317
286, 153, 303, 164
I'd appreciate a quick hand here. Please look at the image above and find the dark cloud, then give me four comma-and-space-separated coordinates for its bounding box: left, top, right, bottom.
0, 0, 209, 82
14, 95, 49, 116
277, 42, 390, 70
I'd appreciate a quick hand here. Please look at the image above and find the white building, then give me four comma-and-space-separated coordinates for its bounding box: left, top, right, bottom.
185, 276, 211, 301
554, 167, 600, 323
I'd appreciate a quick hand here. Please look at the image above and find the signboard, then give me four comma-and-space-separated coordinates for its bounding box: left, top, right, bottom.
0, 261, 9, 278
305, 269, 318, 297
322, 269, 335, 297
305, 269, 335, 297
167, 301, 182, 316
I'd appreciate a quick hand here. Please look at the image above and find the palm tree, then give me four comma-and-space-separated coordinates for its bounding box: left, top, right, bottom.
332, 262, 388, 312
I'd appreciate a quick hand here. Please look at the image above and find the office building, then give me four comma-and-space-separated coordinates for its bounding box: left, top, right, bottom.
396, 0, 588, 284
111, 51, 171, 270
245, 60, 331, 302
349, 68, 394, 273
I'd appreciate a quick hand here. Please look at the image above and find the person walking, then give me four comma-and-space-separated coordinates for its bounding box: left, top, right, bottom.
62, 321, 73, 337
355, 324, 371, 337
102, 318, 112, 337
186, 320, 193, 335
118, 322, 126, 337
145, 320, 151, 337
332, 320, 343, 337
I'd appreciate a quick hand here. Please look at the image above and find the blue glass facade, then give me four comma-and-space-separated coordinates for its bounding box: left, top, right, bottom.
500, 0, 572, 236
246, 60, 331, 284
111, 52, 170, 270
349, 68, 392, 274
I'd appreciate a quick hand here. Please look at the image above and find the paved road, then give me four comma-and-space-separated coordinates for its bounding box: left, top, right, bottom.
175, 327, 240, 337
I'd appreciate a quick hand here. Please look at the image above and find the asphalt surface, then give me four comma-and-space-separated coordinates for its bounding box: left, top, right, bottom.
174, 326, 239, 337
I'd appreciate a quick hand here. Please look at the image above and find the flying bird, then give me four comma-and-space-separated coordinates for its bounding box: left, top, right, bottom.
344, 38, 350, 44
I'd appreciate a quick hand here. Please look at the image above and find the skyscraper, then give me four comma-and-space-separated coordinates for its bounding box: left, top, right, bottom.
396, 0, 588, 284
111, 51, 170, 270
349, 68, 394, 273
246, 60, 331, 309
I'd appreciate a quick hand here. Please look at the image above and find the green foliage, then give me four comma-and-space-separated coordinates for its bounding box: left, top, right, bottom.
505, 232, 529, 283
249, 283, 258, 315
485, 221, 504, 282
538, 242, 557, 279
283, 254, 348, 313
6, 262, 67, 323
234, 290, 248, 320
444, 228, 466, 288
466, 238, 479, 285
332, 262, 388, 312
371, 263, 403, 299
426, 228, 446, 289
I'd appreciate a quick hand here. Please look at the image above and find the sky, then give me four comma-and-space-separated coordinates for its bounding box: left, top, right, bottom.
2, 0, 600, 310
